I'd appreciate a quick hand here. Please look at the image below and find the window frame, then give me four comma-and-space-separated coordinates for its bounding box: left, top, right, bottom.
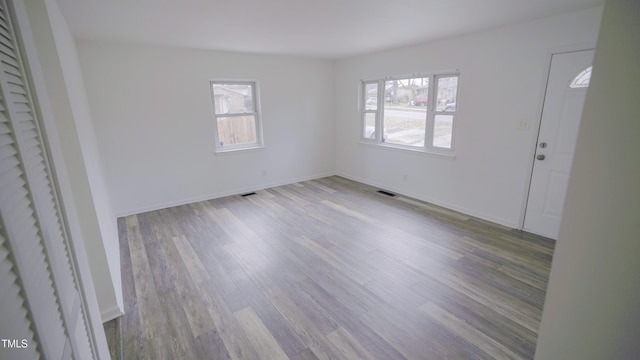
210, 79, 264, 153
360, 72, 459, 155
431, 74, 459, 150
361, 80, 380, 142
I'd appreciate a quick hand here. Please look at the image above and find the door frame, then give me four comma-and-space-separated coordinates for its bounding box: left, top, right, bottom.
518, 44, 596, 234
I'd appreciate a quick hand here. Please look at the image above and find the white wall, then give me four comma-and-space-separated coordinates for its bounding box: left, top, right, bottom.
24, 0, 123, 321
334, 6, 603, 227
535, 0, 640, 358
77, 42, 336, 216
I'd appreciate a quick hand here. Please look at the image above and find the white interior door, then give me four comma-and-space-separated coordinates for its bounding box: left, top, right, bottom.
524, 49, 594, 239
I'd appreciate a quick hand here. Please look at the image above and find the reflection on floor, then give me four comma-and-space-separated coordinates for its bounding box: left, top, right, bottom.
106, 176, 554, 360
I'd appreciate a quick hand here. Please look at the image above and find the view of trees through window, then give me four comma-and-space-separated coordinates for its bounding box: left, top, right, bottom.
383, 77, 429, 146
363, 73, 459, 150
433, 76, 458, 148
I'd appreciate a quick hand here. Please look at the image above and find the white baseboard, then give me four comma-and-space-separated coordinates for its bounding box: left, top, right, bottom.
115, 171, 336, 217
101, 304, 124, 323
115, 170, 518, 231
335, 172, 519, 229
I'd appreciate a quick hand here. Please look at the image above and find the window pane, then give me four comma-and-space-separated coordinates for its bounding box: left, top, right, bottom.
570, 66, 592, 88
212, 84, 254, 114
437, 76, 458, 112
364, 83, 378, 110
383, 78, 428, 147
433, 114, 453, 148
384, 78, 429, 107
364, 112, 376, 139
217, 115, 257, 146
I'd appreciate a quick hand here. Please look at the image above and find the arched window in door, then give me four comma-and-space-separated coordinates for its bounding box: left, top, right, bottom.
569, 66, 592, 88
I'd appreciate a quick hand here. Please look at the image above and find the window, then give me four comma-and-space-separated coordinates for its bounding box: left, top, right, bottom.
361, 72, 459, 152
211, 80, 263, 152
569, 66, 592, 88
363, 81, 378, 139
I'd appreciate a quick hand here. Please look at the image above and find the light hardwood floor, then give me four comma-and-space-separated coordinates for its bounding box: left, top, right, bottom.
107, 176, 554, 359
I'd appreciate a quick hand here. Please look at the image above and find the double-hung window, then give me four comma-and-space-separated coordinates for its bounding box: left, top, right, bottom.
362, 81, 379, 139
361, 72, 459, 153
211, 80, 263, 152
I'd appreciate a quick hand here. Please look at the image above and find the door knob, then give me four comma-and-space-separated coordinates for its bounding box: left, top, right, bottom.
537, 154, 546, 160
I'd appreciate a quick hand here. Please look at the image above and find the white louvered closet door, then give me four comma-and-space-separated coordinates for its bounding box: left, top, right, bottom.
0, 0, 95, 359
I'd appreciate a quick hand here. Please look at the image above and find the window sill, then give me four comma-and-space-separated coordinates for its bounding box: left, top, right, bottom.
214, 145, 264, 155
358, 140, 456, 160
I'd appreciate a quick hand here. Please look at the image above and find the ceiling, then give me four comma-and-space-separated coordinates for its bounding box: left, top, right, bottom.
56, 0, 603, 59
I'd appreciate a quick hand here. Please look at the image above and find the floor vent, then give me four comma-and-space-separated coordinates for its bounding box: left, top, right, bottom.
241, 192, 257, 197
377, 190, 397, 197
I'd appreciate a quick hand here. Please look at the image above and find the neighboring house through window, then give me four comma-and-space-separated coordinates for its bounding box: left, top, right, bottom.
210, 80, 263, 152
361, 72, 459, 154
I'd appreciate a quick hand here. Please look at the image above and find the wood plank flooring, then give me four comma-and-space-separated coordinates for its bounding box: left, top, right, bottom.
108, 176, 554, 359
